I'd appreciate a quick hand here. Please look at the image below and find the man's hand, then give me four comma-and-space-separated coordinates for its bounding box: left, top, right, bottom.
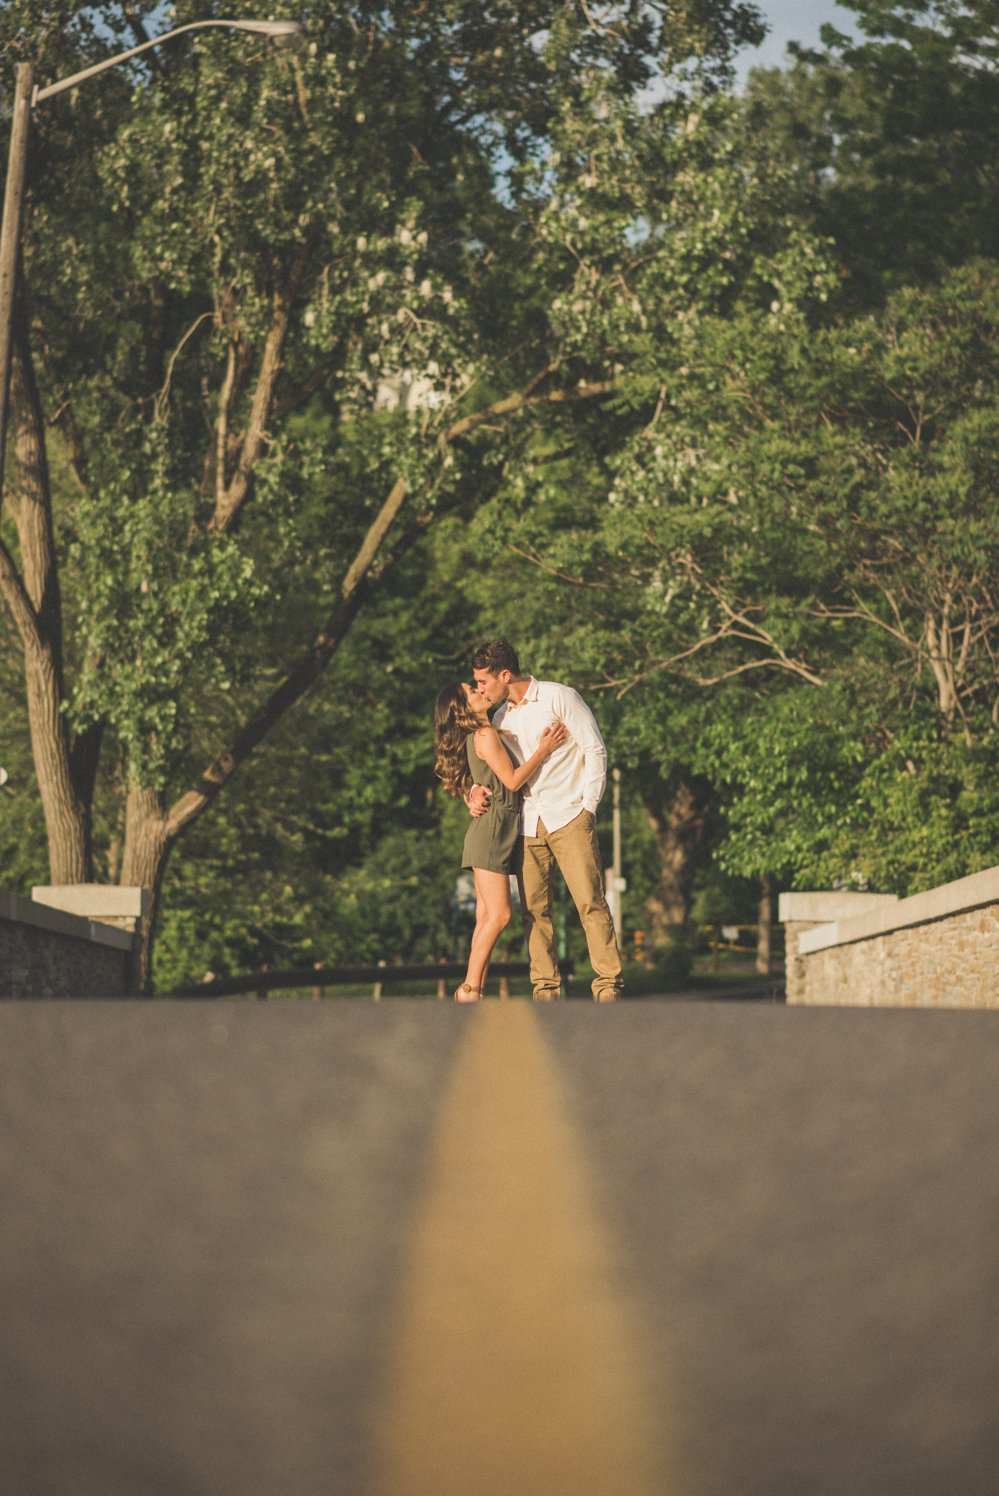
467, 784, 491, 818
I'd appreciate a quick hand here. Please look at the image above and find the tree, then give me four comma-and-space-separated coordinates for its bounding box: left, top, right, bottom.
744, 0, 999, 305
0, 0, 767, 986
508, 259, 999, 895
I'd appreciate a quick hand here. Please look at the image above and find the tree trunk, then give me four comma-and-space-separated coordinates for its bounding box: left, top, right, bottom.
756, 873, 773, 976
121, 782, 173, 995
22, 636, 91, 881
1, 305, 91, 881
642, 775, 710, 950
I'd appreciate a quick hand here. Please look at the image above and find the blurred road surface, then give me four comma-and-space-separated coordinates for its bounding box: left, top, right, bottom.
1, 999, 997, 1496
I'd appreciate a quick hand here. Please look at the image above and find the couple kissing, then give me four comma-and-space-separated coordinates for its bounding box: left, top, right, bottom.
434, 640, 623, 1003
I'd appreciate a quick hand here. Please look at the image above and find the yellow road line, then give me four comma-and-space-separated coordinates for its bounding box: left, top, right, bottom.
374, 1002, 666, 1496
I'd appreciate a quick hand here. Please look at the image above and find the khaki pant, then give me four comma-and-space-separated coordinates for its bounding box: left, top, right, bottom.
517, 812, 623, 1002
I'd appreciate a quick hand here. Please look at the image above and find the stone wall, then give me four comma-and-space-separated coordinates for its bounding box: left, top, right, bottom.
780, 892, 900, 1004
779, 869, 999, 1008
0, 888, 137, 998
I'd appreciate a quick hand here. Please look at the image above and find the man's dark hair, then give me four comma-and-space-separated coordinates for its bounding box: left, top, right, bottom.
471, 640, 521, 676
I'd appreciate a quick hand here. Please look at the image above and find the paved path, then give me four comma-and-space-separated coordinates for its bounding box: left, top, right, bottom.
2, 999, 998, 1495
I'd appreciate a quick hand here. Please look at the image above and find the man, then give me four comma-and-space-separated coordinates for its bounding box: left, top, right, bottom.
469, 640, 623, 1002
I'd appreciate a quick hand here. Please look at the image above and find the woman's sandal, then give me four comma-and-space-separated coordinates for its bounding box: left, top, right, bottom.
454, 983, 482, 1003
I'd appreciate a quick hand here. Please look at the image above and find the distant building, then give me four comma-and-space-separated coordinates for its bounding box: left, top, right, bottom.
374, 372, 445, 412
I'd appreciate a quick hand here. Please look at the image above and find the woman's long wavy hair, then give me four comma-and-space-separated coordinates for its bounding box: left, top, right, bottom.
433, 681, 481, 799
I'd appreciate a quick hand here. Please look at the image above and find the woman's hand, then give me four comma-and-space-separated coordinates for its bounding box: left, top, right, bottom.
476, 720, 568, 793
465, 784, 491, 818
538, 721, 568, 757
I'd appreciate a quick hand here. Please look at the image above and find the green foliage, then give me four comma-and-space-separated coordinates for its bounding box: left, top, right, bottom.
705, 695, 999, 896
745, 0, 999, 303
68, 469, 269, 785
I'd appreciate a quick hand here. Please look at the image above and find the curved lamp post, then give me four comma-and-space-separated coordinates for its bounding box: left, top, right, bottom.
0, 18, 304, 507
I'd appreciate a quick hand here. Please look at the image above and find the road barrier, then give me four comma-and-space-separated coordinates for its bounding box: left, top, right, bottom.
1, 888, 136, 997
170, 959, 575, 1001
780, 870, 999, 1007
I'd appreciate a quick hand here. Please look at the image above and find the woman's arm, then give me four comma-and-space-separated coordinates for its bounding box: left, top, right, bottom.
474, 722, 567, 791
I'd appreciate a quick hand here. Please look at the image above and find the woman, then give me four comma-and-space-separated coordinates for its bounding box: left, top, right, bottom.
434, 680, 567, 1001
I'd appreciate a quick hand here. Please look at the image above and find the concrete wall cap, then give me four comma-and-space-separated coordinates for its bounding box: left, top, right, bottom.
32, 885, 149, 919
1, 888, 133, 951
779, 891, 900, 925
798, 865, 999, 954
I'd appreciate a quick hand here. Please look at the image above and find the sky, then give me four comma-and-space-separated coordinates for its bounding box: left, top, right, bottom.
735, 1, 862, 82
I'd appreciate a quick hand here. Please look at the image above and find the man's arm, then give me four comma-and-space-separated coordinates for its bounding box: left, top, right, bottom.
554, 685, 607, 813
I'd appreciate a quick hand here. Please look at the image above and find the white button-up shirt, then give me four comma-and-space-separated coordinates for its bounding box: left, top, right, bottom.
493, 678, 608, 836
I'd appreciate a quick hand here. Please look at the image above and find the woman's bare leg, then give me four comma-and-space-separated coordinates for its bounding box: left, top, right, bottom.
456, 868, 513, 1000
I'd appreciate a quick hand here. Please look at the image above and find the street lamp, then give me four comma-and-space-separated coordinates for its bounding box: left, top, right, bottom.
0, 18, 304, 508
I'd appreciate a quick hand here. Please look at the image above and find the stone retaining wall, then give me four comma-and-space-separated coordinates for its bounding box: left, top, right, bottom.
780, 869, 999, 1008
0, 888, 140, 998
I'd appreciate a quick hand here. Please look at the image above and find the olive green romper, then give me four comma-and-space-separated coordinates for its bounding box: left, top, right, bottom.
461, 730, 522, 875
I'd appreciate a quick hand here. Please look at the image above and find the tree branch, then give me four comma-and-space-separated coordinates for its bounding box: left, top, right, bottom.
507, 542, 613, 589
209, 246, 309, 534
154, 311, 214, 422
166, 476, 409, 837
215, 338, 237, 509
809, 600, 917, 649
118, 3, 162, 71
438, 366, 612, 446
688, 658, 820, 688
0, 536, 42, 655
683, 560, 825, 685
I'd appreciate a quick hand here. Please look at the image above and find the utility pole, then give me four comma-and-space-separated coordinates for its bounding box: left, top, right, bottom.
756, 873, 773, 975
0, 63, 33, 507
607, 766, 625, 942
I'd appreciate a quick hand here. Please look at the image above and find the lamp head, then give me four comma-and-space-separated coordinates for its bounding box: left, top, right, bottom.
244, 20, 306, 48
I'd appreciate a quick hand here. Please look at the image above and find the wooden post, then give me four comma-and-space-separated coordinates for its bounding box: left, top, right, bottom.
499, 975, 510, 1000
756, 875, 773, 975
